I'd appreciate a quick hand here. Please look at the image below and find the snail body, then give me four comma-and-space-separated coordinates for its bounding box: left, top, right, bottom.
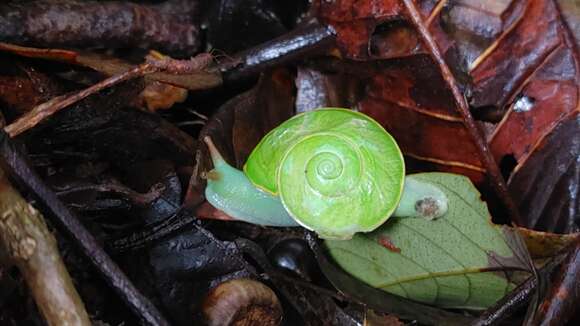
204, 108, 447, 239
204, 138, 298, 227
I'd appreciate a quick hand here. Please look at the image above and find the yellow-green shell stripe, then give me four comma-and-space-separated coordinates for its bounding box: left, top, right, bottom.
244, 108, 405, 239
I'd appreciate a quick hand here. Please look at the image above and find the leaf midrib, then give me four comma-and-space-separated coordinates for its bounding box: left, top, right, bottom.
331, 247, 527, 289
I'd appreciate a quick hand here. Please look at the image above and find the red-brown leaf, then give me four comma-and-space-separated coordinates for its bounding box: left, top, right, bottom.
318, 0, 579, 230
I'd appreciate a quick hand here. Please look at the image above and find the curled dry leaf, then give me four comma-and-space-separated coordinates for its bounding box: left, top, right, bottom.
201, 278, 283, 326
135, 81, 188, 112
518, 227, 580, 259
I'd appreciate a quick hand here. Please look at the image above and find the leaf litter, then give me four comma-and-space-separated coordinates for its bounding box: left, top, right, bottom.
0, 0, 578, 325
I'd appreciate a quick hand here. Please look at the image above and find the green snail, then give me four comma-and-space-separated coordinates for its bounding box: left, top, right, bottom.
204, 108, 448, 240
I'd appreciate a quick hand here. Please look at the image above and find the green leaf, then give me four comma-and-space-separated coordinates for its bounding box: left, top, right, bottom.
324, 173, 533, 309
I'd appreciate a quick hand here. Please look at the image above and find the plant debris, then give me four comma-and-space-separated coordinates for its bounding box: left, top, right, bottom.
0, 1, 578, 325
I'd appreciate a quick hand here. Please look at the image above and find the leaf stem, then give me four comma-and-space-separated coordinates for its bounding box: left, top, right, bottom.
401, 0, 522, 226
222, 21, 336, 82
471, 275, 536, 326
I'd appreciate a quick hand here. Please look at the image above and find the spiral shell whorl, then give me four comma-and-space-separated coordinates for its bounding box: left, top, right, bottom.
245, 109, 405, 239
299, 134, 361, 197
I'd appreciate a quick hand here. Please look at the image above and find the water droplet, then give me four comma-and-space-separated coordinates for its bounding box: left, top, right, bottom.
513, 95, 535, 112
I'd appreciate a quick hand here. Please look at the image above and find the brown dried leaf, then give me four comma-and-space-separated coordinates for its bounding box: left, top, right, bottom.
358, 55, 487, 184
318, 0, 579, 230
518, 227, 580, 259
318, 0, 410, 59
0, 60, 61, 118
134, 81, 188, 112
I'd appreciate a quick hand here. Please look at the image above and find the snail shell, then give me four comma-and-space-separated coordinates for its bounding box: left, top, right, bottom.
244, 108, 405, 239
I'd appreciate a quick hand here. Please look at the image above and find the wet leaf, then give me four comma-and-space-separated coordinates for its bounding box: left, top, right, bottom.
310, 233, 473, 326
438, 0, 580, 231
205, 0, 298, 54
358, 55, 487, 184
295, 65, 361, 113
325, 172, 533, 309
531, 238, 580, 325
142, 210, 255, 326
507, 111, 580, 233
318, 0, 579, 231
18, 81, 196, 242
318, 0, 409, 59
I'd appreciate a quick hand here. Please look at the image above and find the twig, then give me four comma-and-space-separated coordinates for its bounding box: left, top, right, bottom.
471, 275, 537, 326
222, 21, 336, 82
146, 52, 216, 75
0, 168, 91, 326
401, 0, 523, 226
0, 130, 170, 326
4, 63, 154, 137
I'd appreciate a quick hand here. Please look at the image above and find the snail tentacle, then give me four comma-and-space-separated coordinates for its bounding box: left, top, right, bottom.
393, 176, 448, 220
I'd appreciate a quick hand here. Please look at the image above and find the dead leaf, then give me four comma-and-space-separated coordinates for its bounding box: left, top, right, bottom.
518, 227, 580, 258
316, 0, 579, 231
135, 81, 188, 112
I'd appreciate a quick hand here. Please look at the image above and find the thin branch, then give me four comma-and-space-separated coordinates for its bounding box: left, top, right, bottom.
0, 168, 91, 326
4, 63, 154, 137
0, 130, 170, 326
222, 20, 336, 82
401, 0, 523, 225
471, 275, 537, 326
